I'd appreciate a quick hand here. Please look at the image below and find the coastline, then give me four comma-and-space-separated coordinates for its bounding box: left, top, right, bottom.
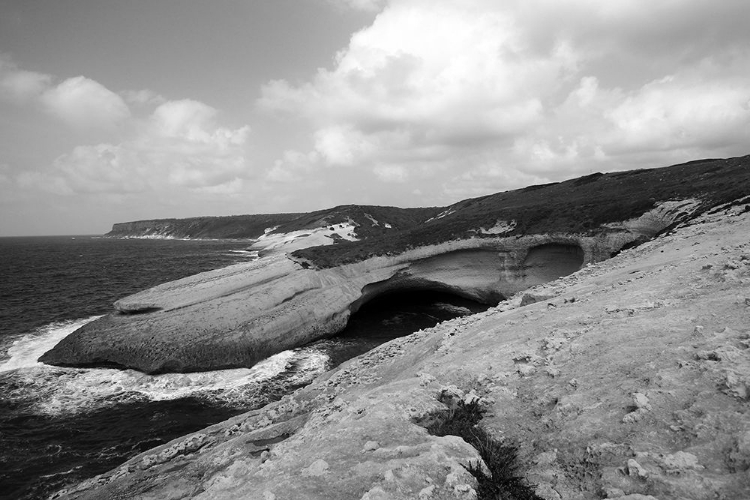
52, 201, 750, 499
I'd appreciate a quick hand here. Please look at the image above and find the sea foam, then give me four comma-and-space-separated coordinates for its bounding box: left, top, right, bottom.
0, 316, 101, 372
0, 317, 330, 416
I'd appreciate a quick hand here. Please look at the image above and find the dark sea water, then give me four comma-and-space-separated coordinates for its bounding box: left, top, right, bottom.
0, 236, 488, 500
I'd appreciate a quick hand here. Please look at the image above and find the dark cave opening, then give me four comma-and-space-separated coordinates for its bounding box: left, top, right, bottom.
313, 290, 492, 369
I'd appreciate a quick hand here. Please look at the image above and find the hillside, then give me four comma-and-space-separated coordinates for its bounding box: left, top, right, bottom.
107, 214, 305, 239
106, 206, 442, 241
107, 156, 750, 269
294, 155, 750, 267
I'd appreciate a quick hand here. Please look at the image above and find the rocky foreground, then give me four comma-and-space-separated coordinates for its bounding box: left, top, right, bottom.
52, 200, 750, 499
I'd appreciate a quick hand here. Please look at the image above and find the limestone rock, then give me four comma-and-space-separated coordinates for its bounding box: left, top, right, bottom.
302, 459, 329, 477
626, 459, 648, 478
40, 234, 629, 373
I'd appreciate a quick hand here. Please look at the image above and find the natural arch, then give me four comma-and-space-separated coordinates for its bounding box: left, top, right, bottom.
323, 289, 491, 368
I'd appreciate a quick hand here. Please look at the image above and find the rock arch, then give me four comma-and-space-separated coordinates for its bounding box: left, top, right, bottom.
40, 235, 618, 373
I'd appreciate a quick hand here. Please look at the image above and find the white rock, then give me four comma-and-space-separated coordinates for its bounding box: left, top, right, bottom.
302, 459, 329, 477
627, 459, 648, 478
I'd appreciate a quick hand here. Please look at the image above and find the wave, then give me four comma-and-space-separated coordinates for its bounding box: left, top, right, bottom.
0, 317, 330, 417
225, 249, 260, 259
0, 316, 102, 372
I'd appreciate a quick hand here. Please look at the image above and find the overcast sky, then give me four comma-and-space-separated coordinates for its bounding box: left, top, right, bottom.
1, 0, 749, 236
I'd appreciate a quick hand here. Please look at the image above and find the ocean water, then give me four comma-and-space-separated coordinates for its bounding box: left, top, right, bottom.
0, 236, 488, 499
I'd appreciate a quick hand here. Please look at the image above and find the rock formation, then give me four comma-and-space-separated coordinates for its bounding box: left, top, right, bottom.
43, 156, 750, 375
106, 205, 440, 240
50, 198, 750, 500
41, 230, 639, 374
106, 214, 303, 240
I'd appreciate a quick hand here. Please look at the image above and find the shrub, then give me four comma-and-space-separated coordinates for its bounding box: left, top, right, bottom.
419, 401, 541, 500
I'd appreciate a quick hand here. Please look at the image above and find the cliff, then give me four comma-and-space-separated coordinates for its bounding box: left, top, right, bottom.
106, 205, 442, 241
40, 156, 750, 374
106, 214, 305, 239
50, 196, 750, 499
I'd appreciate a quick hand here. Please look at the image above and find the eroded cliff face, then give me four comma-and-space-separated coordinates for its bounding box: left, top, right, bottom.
40, 231, 629, 374
50, 201, 750, 500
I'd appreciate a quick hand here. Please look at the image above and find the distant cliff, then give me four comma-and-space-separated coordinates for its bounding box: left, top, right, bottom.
106, 214, 304, 239
107, 156, 750, 246
106, 205, 443, 241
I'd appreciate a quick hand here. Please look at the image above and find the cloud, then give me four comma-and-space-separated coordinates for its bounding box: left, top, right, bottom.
326, 0, 387, 12
607, 76, 750, 152
121, 89, 166, 107
260, 0, 750, 202
41, 76, 131, 129
28, 99, 250, 197
373, 165, 408, 183
0, 55, 51, 103
1, 55, 131, 129
267, 150, 320, 183
2, 55, 252, 212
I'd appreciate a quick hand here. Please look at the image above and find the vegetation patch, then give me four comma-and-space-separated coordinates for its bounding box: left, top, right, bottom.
417, 401, 541, 500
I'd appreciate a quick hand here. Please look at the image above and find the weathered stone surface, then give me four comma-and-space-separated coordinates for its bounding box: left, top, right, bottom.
39, 232, 633, 373
49, 202, 750, 499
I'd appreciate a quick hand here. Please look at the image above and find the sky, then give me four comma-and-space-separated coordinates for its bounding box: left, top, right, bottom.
1, 0, 749, 236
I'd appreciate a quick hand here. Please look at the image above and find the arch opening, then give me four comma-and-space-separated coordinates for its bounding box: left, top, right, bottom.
316, 289, 492, 369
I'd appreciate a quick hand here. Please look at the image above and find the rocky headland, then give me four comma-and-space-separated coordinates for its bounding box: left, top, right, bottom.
39, 232, 635, 374
49, 185, 750, 499
41, 156, 750, 375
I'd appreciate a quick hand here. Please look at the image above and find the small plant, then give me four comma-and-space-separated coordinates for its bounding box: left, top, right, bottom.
419, 401, 541, 500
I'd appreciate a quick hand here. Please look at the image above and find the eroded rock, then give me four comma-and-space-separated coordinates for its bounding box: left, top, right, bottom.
40, 233, 632, 373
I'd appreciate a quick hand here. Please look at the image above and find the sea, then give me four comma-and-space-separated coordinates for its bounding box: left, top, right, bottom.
0, 235, 488, 499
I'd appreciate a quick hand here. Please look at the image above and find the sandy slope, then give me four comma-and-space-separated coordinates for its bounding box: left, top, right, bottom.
55, 204, 750, 500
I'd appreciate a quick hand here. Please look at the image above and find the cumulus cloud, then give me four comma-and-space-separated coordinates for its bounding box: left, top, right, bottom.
41, 76, 131, 129
121, 89, 166, 107
267, 150, 320, 183
2, 54, 252, 211
45, 99, 250, 196
0, 55, 51, 103
262, 0, 750, 201
1, 55, 131, 129
373, 165, 408, 183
